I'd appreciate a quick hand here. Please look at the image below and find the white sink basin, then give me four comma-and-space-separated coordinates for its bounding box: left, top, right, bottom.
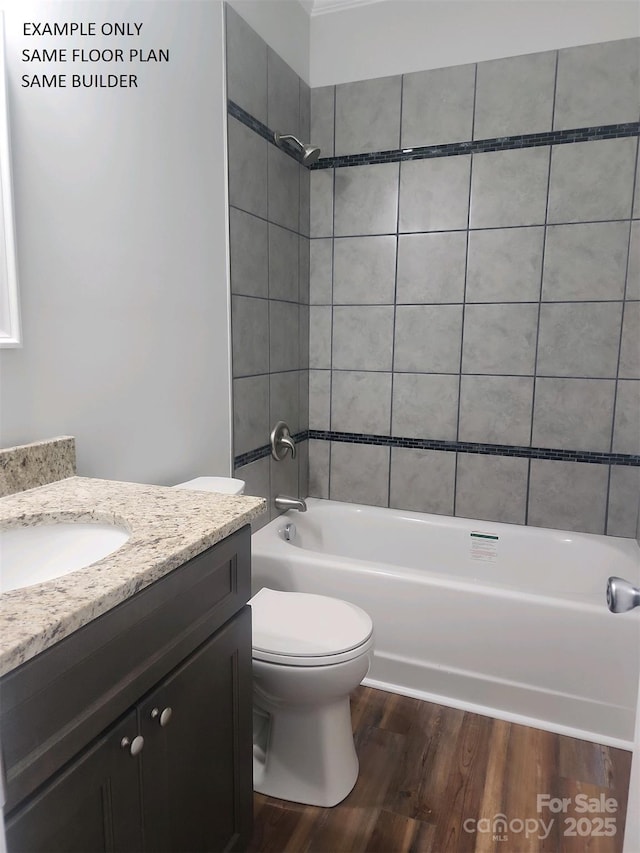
0, 521, 130, 594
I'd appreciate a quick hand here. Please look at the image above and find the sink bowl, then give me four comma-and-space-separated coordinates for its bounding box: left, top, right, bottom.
0, 521, 130, 594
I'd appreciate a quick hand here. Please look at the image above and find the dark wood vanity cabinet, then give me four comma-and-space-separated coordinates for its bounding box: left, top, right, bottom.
1, 525, 254, 853
4, 710, 144, 853
140, 612, 252, 853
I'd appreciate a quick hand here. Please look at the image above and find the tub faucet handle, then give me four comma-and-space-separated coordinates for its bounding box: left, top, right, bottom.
283, 523, 297, 541
271, 421, 296, 461
607, 576, 640, 613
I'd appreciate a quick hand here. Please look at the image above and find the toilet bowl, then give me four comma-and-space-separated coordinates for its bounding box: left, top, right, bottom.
250, 587, 374, 807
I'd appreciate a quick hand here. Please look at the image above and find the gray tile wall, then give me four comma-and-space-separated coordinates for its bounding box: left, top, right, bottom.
308, 37, 640, 537
226, 7, 309, 526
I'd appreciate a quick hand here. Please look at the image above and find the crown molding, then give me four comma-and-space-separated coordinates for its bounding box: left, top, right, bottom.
298, 0, 387, 17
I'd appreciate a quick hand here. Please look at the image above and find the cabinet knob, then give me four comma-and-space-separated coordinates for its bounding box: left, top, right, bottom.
150, 706, 173, 727
121, 735, 144, 756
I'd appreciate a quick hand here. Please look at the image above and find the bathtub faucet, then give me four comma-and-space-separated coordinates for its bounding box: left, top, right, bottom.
606, 576, 640, 613
275, 495, 307, 513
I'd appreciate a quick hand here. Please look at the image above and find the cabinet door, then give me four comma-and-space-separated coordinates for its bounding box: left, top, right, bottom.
139, 606, 253, 853
5, 710, 143, 853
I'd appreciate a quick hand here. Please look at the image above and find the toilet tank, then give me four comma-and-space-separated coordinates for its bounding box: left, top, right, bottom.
173, 476, 245, 495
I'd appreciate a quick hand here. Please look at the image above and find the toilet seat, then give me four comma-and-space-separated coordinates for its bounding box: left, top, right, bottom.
250, 588, 373, 667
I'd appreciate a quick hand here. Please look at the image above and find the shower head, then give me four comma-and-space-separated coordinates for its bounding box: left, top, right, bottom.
274, 131, 321, 165
301, 143, 322, 165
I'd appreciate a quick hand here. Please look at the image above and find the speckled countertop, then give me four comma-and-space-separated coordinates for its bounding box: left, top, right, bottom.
0, 476, 266, 677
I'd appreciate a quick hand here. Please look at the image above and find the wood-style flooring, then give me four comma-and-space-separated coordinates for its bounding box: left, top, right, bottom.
249, 686, 632, 853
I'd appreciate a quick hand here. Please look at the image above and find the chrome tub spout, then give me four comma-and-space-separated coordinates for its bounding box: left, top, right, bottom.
274, 495, 307, 513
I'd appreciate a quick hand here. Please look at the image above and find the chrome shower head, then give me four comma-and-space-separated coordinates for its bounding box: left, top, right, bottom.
274, 131, 321, 165
301, 143, 321, 166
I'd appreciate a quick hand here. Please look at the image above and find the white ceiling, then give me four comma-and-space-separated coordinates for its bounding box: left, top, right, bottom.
298, 0, 387, 16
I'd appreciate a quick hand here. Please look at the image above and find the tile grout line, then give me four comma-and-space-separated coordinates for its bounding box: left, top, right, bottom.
229, 203, 313, 240
265, 56, 273, 518
526, 49, 559, 525
454, 62, 479, 517
326, 85, 337, 501
228, 102, 239, 474
236, 368, 628, 381
236, 367, 632, 382
230, 206, 640, 242
310, 298, 638, 308
296, 79, 304, 499
606, 133, 640, 533
387, 76, 404, 509
234, 294, 639, 308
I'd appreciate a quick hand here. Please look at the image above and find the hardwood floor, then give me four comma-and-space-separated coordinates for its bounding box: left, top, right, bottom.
248, 686, 632, 853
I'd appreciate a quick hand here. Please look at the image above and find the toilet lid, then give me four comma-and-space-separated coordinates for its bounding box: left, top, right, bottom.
250, 588, 373, 660
172, 476, 245, 495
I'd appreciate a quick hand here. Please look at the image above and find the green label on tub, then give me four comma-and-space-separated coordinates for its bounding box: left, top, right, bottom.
470, 532, 498, 562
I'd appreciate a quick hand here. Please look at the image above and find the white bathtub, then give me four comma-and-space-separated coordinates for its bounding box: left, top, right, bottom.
251, 498, 640, 749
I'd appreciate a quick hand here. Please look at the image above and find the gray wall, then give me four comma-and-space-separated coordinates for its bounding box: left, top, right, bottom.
308, 38, 640, 536
0, 1, 232, 486
226, 7, 310, 524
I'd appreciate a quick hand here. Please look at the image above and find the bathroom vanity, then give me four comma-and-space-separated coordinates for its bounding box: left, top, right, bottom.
0, 459, 265, 853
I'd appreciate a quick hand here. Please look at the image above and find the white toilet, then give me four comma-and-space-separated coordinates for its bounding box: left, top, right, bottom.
172, 477, 374, 807
250, 587, 373, 807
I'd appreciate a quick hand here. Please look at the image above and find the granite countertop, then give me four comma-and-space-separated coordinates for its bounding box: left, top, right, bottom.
0, 476, 266, 677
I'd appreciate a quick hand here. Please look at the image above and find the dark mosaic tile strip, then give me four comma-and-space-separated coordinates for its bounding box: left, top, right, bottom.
306, 430, 640, 466
234, 431, 309, 469
227, 100, 308, 166
310, 122, 640, 170
228, 100, 273, 144
228, 98, 638, 171
234, 443, 271, 468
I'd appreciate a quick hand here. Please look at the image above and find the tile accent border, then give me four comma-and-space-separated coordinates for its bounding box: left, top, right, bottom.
235, 430, 639, 469
308, 430, 640, 466
0, 436, 76, 497
228, 96, 639, 171
234, 431, 309, 469
310, 122, 640, 169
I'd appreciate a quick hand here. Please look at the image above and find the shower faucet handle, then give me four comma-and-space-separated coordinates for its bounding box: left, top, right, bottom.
270, 421, 296, 461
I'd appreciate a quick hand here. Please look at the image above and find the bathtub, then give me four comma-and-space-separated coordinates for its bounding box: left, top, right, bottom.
251, 498, 640, 748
